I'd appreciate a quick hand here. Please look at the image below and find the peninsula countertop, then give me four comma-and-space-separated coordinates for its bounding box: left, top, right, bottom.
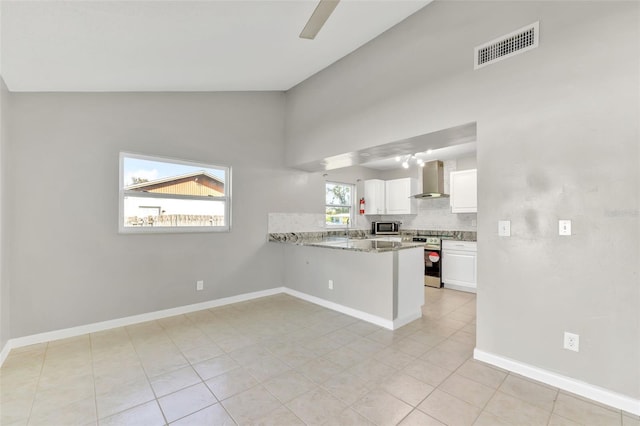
268, 233, 424, 253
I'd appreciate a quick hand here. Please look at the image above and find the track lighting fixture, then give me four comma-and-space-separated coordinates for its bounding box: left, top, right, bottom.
398, 154, 424, 169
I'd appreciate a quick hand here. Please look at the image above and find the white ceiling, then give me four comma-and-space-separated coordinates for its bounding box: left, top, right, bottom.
0, 0, 431, 92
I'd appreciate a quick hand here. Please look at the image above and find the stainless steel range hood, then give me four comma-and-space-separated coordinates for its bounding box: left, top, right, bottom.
412, 160, 449, 198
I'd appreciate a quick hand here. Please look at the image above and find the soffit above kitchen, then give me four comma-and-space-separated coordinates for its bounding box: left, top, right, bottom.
295, 122, 477, 172
0, 0, 432, 92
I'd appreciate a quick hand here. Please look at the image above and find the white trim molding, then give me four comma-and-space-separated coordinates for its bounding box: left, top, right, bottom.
0, 287, 284, 365
0, 286, 402, 367
284, 288, 421, 331
0, 341, 11, 366
283, 288, 395, 330
393, 311, 423, 329
474, 348, 640, 416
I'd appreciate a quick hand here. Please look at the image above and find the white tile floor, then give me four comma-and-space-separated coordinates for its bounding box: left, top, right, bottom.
1, 287, 638, 425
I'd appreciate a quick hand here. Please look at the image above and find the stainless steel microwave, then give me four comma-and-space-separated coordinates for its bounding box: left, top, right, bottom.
371, 221, 400, 235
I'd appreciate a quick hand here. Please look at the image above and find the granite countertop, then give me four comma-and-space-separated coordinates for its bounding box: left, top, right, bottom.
269, 229, 477, 246
268, 233, 424, 253
305, 238, 425, 253
409, 230, 476, 242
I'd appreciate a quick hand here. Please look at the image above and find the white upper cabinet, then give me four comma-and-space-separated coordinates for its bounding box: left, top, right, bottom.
385, 178, 418, 215
450, 169, 477, 213
364, 177, 417, 215
364, 179, 386, 215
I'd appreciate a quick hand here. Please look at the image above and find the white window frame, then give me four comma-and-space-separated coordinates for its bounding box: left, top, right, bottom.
325, 181, 355, 228
119, 152, 231, 234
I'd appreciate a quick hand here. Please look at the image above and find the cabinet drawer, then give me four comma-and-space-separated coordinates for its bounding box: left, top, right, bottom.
442, 240, 477, 251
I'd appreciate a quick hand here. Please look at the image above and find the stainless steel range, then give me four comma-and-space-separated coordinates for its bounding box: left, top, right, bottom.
412, 236, 442, 288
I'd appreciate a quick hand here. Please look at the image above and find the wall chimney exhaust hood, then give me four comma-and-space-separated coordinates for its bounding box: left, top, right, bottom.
412, 160, 449, 198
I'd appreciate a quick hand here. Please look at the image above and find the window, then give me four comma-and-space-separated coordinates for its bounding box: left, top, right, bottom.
119, 152, 230, 233
325, 181, 354, 227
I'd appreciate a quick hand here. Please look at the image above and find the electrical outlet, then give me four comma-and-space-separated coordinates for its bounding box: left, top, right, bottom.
196, 280, 204, 291
328, 279, 334, 290
564, 332, 579, 352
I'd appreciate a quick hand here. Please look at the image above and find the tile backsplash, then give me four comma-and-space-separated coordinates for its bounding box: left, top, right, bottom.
372, 197, 477, 232
268, 207, 476, 234
268, 213, 326, 233
268, 159, 477, 234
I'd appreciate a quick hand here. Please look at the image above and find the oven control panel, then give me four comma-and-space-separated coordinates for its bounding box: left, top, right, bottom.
412, 236, 441, 249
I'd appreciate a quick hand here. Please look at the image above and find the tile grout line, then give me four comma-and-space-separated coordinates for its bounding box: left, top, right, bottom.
123, 322, 171, 426
159, 326, 234, 425
8, 291, 632, 425
89, 332, 99, 426
545, 387, 560, 426
409, 294, 490, 425
467, 358, 509, 425
24, 341, 48, 425
392, 310, 475, 425
181, 306, 303, 425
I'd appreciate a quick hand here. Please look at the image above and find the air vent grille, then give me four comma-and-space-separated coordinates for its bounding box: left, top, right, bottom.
474, 22, 539, 69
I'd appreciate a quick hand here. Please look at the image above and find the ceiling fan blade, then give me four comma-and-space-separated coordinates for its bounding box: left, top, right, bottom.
299, 0, 340, 40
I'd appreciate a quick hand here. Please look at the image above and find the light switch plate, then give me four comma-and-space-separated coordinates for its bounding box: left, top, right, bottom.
559, 220, 572, 236
498, 220, 511, 237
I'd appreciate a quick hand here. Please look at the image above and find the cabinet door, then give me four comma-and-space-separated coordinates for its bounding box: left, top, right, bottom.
450, 169, 477, 213
385, 178, 417, 215
364, 179, 385, 214
442, 249, 477, 287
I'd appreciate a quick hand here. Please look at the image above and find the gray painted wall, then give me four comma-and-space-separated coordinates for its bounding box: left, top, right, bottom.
456, 155, 477, 171
284, 245, 395, 320
6, 91, 316, 337
0, 76, 9, 350
285, 1, 639, 399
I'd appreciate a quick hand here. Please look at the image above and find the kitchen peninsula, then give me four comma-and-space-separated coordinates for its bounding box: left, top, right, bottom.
269, 232, 424, 330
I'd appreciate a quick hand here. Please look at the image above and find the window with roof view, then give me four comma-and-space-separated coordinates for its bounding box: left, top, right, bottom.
119, 152, 230, 233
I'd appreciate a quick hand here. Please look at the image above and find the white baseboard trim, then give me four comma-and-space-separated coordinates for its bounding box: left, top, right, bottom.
443, 283, 477, 294
0, 340, 12, 366
474, 348, 640, 416
393, 311, 423, 329
0, 286, 425, 367
282, 288, 395, 330
0, 287, 285, 366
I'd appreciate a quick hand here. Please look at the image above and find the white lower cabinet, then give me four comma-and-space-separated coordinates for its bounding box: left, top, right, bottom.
442, 240, 477, 293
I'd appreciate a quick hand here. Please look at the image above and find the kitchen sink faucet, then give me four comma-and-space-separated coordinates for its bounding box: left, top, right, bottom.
345, 218, 350, 240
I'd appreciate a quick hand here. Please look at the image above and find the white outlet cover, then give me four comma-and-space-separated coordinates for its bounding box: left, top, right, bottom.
564, 332, 579, 352
196, 280, 204, 291
498, 220, 511, 237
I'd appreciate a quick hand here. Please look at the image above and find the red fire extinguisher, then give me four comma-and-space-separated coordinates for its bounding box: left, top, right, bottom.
359, 198, 365, 215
